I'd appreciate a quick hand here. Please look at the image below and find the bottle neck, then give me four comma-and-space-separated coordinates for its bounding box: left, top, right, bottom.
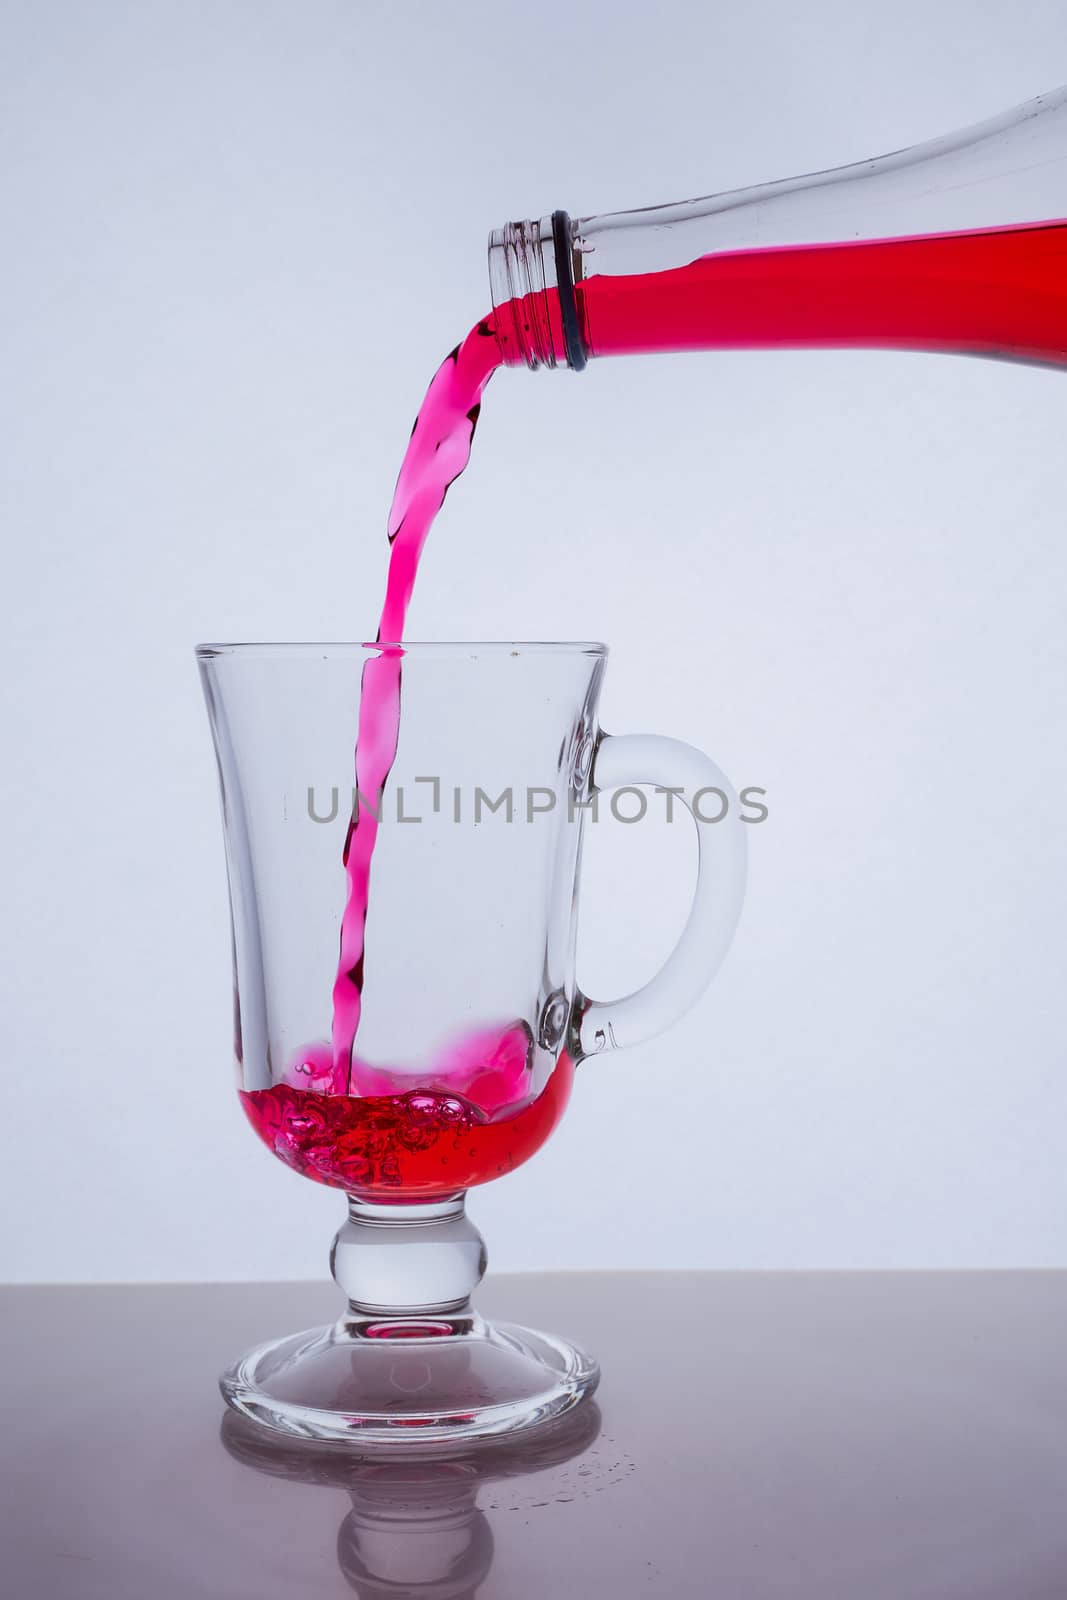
487, 210, 588, 371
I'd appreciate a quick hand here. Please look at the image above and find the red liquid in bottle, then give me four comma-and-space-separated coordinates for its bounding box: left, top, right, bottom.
242, 219, 1067, 1200
575, 220, 1067, 366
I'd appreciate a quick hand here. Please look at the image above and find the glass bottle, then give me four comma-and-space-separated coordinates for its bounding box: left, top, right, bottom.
488, 85, 1067, 371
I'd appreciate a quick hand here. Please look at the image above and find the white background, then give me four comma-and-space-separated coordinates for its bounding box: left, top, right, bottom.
3, 0, 1067, 1282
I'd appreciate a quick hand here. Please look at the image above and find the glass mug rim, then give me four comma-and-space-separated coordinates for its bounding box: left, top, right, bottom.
195, 639, 610, 661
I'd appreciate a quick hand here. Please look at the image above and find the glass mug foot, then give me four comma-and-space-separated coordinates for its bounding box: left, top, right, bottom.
221, 1317, 599, 1449
220, 1195, 599, 1448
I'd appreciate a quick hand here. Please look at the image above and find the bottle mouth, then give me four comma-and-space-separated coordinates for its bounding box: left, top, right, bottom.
487, 211, 587, 371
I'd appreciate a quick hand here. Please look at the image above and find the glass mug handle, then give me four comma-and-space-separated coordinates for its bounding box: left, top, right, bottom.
574, 732, 747, 1058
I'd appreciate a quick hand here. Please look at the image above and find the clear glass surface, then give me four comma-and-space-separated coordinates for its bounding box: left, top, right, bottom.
220, 1399, 603, 1592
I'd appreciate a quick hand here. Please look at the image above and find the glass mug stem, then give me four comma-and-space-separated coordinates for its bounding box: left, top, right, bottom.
331, 1194, 487, 1318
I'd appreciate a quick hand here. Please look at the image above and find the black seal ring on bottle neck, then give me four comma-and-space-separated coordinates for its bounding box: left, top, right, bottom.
551, 210, 588, 372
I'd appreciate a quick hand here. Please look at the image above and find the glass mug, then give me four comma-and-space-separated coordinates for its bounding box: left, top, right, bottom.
198, 641, 746, 1445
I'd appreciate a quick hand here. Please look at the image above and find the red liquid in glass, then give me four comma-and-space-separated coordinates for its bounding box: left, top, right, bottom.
241, 1051, 573, 1196
243, 220, 1067, 1199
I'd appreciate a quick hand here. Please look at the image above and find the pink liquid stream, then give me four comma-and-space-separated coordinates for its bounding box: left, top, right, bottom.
242, 318, 553, 1194
330, 321, 508, 1099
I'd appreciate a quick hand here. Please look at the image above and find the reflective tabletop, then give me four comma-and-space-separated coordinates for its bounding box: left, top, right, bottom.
3, 1271, 1066, 1597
